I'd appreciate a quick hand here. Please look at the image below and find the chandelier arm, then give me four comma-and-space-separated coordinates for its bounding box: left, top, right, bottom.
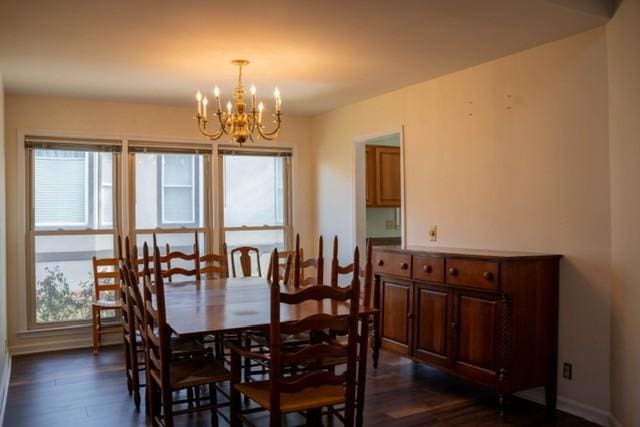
198, 117, 225, 140
257, 113, 282, 139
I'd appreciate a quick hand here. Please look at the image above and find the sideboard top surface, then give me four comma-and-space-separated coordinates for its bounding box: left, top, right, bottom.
372, 245, 562, 261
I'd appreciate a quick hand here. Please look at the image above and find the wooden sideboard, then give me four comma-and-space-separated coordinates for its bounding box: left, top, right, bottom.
370, 246, 561, 413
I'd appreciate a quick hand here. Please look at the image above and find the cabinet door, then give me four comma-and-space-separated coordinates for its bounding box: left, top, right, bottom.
381, 278, 412, 355
452, 291, 499, 384
413, 283, 452, 368
365, 145, 376, 207
375, 147, 401, 207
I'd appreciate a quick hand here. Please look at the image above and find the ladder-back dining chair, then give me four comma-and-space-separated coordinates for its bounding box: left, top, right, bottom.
228, 248, 362, 427
91, 256, 123, 354
293, 234, 324, 288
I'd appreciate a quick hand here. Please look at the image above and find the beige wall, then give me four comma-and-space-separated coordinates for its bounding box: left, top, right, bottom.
3, 95, 312, 354
312, 28, 611, 416
607, 0, 640, 425
0, 74, 8, 414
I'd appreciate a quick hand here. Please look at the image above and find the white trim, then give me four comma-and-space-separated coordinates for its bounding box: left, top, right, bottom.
352, 127, 406, 252
516, 389, 612, 426
10, 333, 121, 357
0, 356, 11, 426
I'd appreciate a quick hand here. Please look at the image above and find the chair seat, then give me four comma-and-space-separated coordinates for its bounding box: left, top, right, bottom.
235, 380, 345, 414
168, 356, 231, 390
93, 299, 122, 309
170, 337, 208, 358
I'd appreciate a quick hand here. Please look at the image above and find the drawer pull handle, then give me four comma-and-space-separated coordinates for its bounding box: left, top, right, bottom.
448, 267, 459, 276
483, 271, 494, 281
400, 262, 409, 270
377, 259, 384, 267
422, 265, 432, 273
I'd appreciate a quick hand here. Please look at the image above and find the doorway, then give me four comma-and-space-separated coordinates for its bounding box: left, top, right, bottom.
354, 129, 405, 252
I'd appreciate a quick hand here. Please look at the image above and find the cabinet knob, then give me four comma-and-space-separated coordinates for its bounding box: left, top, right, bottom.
448, 267, 459, 277
376, 259, 384, 267
450, 322, 458, 330
407, 312, 414, 319
483, 271, 494, 281
400, 262, 409, 270
422, 265, 432, 273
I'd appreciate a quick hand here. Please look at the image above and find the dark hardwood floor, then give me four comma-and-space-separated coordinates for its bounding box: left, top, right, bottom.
4, 345, 596, 426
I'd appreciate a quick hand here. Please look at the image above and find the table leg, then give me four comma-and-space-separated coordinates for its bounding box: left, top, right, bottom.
356, 317, 370, 427
372, 275, 381, 368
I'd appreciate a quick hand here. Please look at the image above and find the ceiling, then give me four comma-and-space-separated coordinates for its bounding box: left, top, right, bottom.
0, 0, 611, 116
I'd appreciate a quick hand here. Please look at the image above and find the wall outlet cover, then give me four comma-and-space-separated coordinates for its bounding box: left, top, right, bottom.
429, 225, 438, 241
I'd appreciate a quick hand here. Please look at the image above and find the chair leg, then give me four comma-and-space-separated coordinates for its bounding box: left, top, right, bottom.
209, 383, 219, 427
162, 386, 174, 427
269, 409, 281, 427
92, 306, 99, 355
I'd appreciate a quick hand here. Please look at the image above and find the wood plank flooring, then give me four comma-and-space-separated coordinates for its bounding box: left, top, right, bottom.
4, 345, 597, 426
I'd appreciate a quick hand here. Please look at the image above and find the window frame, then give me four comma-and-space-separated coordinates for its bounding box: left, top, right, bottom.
26, 145, 121, 329
128, 148, 213, 264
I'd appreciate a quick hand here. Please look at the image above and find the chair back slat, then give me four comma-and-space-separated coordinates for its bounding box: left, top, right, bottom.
280, 314, 349, 336
155, 231, 201, 281
293, 234, 324, 288
330, 236, 374, 306
280, 343, 347, 365
230, 246, 261, 277
200, 242, 229, 278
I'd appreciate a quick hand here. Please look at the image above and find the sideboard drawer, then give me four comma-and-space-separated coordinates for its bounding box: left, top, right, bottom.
373, 251, 412, 278
445, 259, 499, 291
412, 255, 445, 283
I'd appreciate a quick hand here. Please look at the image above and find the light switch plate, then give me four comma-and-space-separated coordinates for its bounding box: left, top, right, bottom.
429, 225, 438, 242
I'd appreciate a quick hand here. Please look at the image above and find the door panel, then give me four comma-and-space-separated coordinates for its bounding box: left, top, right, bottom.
381, 279, 411, 354
453, 292, 498, 384
413, 284, 451, 367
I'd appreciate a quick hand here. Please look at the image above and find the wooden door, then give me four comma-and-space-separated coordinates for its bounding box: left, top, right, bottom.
381, 278, 412, 355
365, 145, 376, 207
412, 283, 452, 368
452, 291, 499, 385
375, 147, 401, 207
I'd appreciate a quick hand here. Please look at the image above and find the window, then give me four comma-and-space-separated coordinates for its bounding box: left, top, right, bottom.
220, 148, 292, 271
160, 155, 197, 225
27, 138, 120, 326
129, 144, 212, 268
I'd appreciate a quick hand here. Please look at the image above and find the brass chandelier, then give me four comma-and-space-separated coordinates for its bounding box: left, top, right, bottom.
195, 59, 282, 144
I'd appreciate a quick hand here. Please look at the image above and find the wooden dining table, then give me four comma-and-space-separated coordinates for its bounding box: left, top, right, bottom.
163, 276, 378, 426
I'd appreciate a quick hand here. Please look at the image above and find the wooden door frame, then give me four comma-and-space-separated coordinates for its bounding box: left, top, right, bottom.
352, 127, 406, 252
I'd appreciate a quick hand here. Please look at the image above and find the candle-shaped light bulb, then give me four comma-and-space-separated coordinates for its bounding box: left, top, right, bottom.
258, 102, 264, 123
274, 87, 281, 112
274, 87, 280, 99
213, 86, 220, 97
227, 101, 233, 115
250, 85, 256, 95
202, 96, 208, 118
196, 91, 202, 115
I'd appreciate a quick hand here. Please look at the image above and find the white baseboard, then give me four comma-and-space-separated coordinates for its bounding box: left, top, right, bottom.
10, 332, 121, 356
0, 356, 12, 427
516, 388, 613, 426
